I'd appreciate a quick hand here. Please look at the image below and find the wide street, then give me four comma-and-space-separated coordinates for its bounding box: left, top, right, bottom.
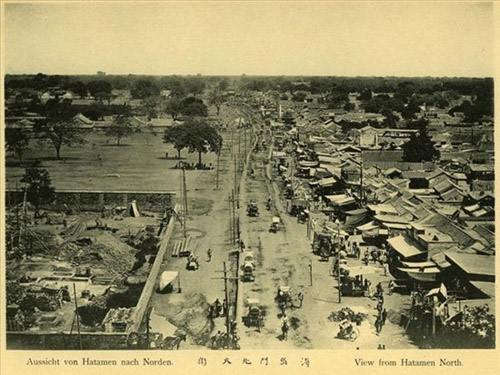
150, 103, 417, 349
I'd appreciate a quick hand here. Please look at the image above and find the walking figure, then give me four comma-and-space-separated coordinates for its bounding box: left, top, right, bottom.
281, 315, 289, 340
207, 248, 212, 262
297, 290, 304, 308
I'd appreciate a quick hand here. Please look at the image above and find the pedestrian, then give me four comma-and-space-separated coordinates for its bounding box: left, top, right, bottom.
377, 299, 384, 314
297, 290, 304, 308
165, 151, 169, 159
375, 315, 383, 334
381, 308, 388, 326
376, 282, 384, 295
387, 280, 394, 295
207, 248, 212, 262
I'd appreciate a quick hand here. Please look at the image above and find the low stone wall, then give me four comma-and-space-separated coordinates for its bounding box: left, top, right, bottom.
6, 331, 128, 350
128, 207, 177, 333
6, 189, 175, 213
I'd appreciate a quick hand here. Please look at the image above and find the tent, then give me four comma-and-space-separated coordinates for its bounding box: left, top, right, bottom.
127, 200, 141, 217
158, 271, 179, 292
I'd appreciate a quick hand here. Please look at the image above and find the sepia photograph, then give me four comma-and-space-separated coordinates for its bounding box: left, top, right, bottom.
1, 0, 496, 356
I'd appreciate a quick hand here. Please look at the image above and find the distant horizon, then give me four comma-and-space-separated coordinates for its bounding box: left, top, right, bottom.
4, 72, 494, 80
4, 2, 493, 78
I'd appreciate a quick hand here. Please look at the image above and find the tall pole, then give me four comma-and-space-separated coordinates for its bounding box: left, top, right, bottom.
228, 195, 233, 246
182, 166, 188, 216
337, 223, 342, 303
215, 149, 220, 190
73, 283, 83, 350
231, 190, 236, 245
223, 262, 230, 338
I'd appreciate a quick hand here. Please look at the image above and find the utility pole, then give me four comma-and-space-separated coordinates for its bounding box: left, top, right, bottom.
212, 262, 238, 345
215, 148, 221, 190
182, 166, 188, 216
228, 195, 233, 246
73, 283, 83, 350
336, 220, 342, 303
145, 308, 151, 349
231, 189, 237, 245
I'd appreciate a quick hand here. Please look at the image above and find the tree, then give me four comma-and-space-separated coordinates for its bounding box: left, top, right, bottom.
5, 128, 30, 160
207, 88, 225, 116
183, 118, 222, 166
131, 79, 160, 99
344, 102, 355, 111
105, 115, 136, 145
69, 81, 87, 98
163, 125, 189, 159
381, 109, 399, 127
358, 89, 373, 101
164, 97, 182, 119
402, 130, 440, 162
35, 118, 86, 159
87, 80, 112, 99
179, 96, 208, 117
21, 167, 55, 216
292, 91, 308, 102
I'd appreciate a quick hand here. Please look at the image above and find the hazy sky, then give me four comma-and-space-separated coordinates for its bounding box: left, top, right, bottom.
4, 1, 495, 77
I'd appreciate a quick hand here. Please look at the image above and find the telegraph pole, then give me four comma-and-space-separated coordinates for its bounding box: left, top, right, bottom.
73, 283, 83, 349
228, 195, 233, 246
215, 148, 220, 190
212, 262, 238, 345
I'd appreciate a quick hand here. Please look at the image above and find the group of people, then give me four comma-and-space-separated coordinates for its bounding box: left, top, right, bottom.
208, 298, 228, 320
374, 282, 388, 334
172, 162, 214, 170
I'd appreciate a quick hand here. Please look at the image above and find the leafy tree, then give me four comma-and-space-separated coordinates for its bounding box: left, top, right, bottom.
292, 91, 308, 102
131, 79, 160, 99
35, 118, 86, 159
5, 128, 30, 160
381, 109, 399, 127
69, 81, 87, 98
87, 80, 112, 99
142, 96, 159, 120
401, 99, 421, 120
21, 167, 55, 216
343, 102, 355, 111
207, 88, 225, 116
358, 89, 372, 101
183, 118, 222, 165
163, 125, 189, 159
105, 115, 136, 145
217, 78, 229, 91
402, 129, 440, 162
179, 96, 208, 117
164, 97, 182, 119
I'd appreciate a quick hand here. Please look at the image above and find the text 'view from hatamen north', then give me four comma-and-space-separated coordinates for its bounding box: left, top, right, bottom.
3, 3, 495, 351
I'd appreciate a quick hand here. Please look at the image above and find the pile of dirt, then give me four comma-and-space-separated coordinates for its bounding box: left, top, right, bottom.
328, 307, 368, 324
73, 232, 137, 274
386, 308, 402, 325
24, 228, 65, 255
160, 293, 211, 345
126, 228, 159, 254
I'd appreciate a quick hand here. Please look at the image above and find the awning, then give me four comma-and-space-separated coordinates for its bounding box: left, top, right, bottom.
383, 223, 411, 230
401, 260, 436, 268
357, 221, 378, 231
325, 194, 356, 206
398, 267, 441, 282
299, 160, 319, 167
469, 281, 495, 298
318, 177, 337, 187
387, 236, 424, 259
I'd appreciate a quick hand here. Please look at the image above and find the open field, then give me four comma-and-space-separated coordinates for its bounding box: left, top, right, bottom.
6, 130, 220, 192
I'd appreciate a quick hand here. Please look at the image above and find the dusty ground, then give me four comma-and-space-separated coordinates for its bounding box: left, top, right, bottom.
236, 142, 418, 349
6, 130, 218, 191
